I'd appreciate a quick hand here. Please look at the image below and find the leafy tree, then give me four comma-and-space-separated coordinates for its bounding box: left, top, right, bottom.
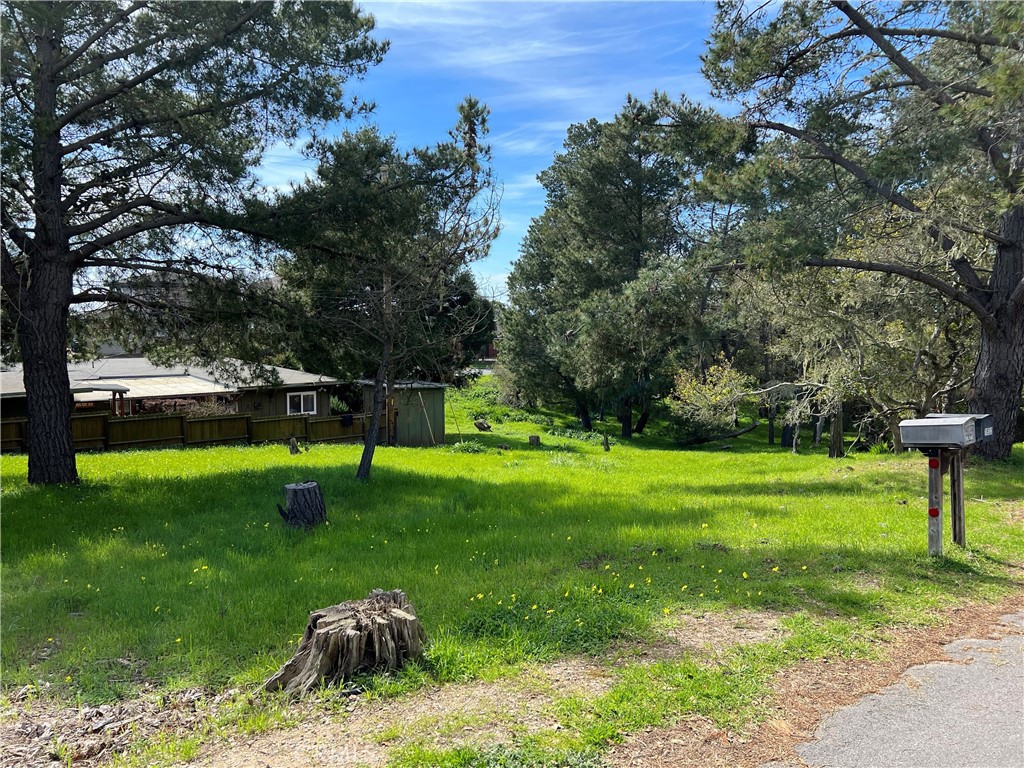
703, 0, 1024, 458
263, 104, 498, 480
504, 96, 710, 436
1, 0, 385, 483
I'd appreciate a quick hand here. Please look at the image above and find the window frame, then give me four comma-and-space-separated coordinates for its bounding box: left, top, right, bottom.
286, 390, 317, 416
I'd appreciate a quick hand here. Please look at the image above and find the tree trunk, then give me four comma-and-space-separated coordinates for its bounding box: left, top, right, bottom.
278, 481, 327, 528
970, 205, 1024, 460
814, 415, 824, 446
828, 408, 844, 458
888, 413, 905, 453
576, 401, 593, 432
19, 259, 78, 485
767, 409, 776, 445
18, 17, 78, 485
356, 348, 390, 481
634, 406, 650, 435
970, 314, 1024, 459
264, 589, 425, 697
618, 400, 633, 439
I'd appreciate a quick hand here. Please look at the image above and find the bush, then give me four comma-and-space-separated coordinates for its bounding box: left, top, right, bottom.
449, 440, 487, 454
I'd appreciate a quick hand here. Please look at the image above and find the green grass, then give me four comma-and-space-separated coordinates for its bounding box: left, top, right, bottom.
2, 383, 1022, 764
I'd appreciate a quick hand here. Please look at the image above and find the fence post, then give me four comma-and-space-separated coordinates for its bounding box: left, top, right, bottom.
950, 450, 966, 547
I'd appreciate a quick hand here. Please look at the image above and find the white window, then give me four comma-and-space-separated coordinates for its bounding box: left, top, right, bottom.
287, 391, 317, 415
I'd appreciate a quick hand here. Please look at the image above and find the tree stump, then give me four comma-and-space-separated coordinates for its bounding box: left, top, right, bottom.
277, 480, 327, 528
264, 589, 426, 696
528, 435, 540, 446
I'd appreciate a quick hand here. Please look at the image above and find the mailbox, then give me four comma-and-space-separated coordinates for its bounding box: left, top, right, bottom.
899, 414, 990, 449
926, 412, 993, 443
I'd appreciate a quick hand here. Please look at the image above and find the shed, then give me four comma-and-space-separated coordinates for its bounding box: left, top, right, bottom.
360, 381, 447, 447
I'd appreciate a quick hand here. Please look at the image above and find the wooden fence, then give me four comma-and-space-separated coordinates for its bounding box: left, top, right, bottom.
1, 410, 392, 454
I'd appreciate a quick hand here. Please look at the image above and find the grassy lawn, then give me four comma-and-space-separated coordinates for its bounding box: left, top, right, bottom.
2, 386, 1022, 765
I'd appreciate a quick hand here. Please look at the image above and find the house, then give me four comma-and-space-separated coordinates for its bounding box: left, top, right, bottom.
0, 356, 339, 419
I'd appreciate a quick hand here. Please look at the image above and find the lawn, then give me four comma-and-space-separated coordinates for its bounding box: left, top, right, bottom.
2, 389, 1022, 765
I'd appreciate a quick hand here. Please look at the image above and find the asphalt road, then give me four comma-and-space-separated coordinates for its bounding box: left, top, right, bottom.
788, 613, 1024, 768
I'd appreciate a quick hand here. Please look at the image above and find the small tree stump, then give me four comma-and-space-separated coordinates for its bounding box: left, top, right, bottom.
528, 435, 541, 446
277, 480, 327, 529
264, 589, 426, 696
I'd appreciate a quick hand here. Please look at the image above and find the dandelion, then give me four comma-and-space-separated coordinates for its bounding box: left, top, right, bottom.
772, 566, 779, 572
566, 536, 572, 541
802, 565, 808, 571
154, 605, 161, 612
175, 637, 182, 643
638, 565, 643, 570
681, 585, 688, 591
742, 572, 748, 579
65, 675, 72, 683
628, 583, 635, 589
701, 523, 709, 529
201, 565, 208, 570
717, 569, 723, 574
47, 637, 54, 642
476, 593, 484, 600
546, 609, 555, 614
663, 608, 670, 615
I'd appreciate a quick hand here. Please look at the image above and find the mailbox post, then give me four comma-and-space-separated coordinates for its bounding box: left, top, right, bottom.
897, 414, 992, 557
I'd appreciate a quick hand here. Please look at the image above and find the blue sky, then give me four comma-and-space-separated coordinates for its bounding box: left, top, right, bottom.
259, 1, 718, 298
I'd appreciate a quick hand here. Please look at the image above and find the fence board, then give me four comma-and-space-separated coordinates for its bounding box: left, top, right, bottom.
108, 414, 186, 449
1, 410, 390, 454
71, 414, 107, 451
186, 415, 249, 446
1, 419, 26, 453
250, 416, 308, 444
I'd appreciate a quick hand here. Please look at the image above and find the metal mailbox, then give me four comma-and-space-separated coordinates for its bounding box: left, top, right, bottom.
899, 414, 984, 449
926, 412, 993, 443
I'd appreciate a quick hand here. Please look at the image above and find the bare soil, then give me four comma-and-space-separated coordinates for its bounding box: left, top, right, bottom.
2, 595, 1022, 768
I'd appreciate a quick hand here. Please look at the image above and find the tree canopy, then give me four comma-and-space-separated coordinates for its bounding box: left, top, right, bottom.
1, 1, 385, 483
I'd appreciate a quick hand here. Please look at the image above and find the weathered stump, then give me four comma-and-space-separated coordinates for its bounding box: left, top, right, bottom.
528, 435, 541, 446
264, 589, 426, 696
277, 480, 327, 528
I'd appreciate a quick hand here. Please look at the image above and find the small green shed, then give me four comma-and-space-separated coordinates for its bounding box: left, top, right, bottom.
360, 380, 447, 447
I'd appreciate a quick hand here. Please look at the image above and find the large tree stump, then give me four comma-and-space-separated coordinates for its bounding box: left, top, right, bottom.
277, 480, 327, 528
264, 590, 426, 696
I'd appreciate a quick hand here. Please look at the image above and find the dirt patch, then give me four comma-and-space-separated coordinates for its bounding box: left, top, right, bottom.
609, 610, 788, 664
0, 687, 218, 768
605, 591, 1024, 768
5, 595, 1022, 767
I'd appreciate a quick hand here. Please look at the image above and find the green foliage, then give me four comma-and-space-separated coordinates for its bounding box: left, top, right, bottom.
502, 96, 728, 433
670, 358, 756, 431
449, 440, 487, 454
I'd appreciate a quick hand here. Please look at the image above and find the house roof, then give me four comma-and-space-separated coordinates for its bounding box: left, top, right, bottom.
1, 357, 338, 400
355, 379, 450, 390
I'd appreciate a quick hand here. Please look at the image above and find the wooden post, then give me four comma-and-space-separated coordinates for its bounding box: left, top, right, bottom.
927, 451, 943, 557
950, 450, 966, 547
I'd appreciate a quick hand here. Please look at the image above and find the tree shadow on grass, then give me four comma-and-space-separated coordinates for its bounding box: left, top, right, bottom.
2, 453, 1021, 699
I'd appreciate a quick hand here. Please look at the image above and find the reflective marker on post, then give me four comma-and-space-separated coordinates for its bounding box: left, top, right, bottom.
927, 450, 944, 557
